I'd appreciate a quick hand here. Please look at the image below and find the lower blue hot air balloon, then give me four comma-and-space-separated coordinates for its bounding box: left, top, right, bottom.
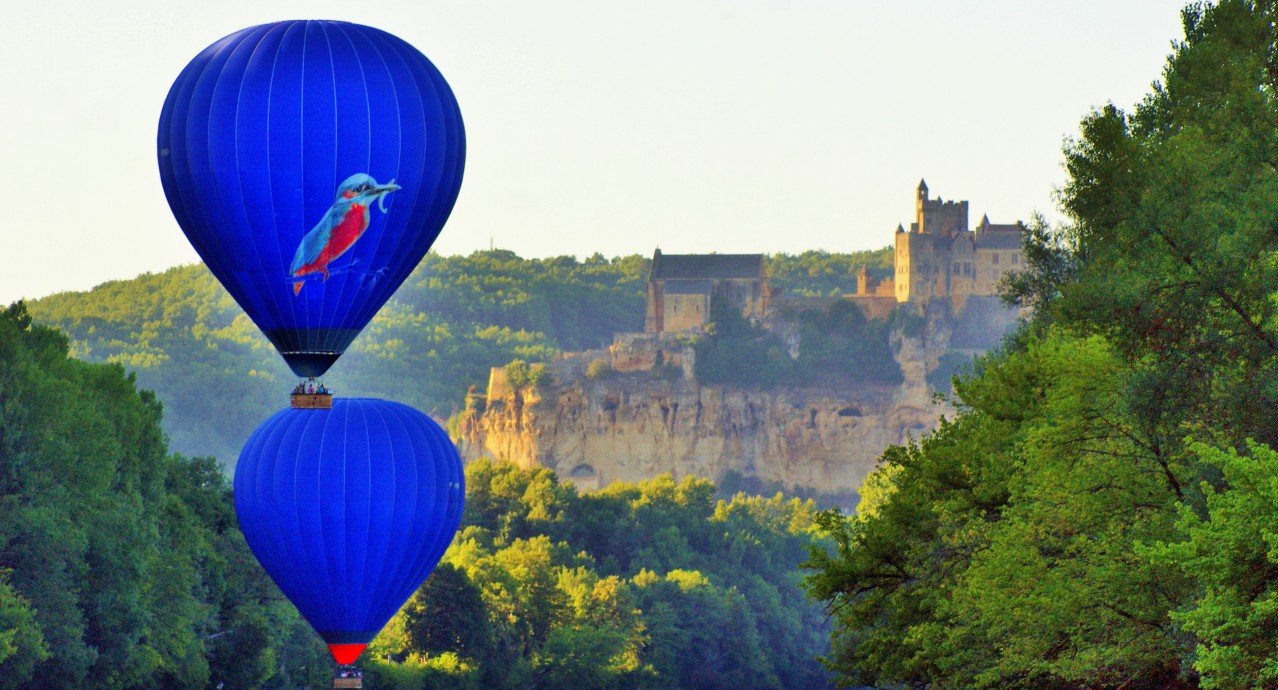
234, 398, 464, 664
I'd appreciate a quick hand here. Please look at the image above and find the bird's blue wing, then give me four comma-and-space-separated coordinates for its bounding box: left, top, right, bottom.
290, 204, 348, 273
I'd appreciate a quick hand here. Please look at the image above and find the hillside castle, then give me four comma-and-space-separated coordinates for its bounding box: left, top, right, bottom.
644, 252, 771, 333
892, 179, 1025, 303
641, 180, 1026, 334
455, 181, 1025, 496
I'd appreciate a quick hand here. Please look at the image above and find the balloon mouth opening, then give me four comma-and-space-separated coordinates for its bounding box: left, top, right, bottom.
328, 643, 367, 665
263, 328, 363, 378
280, 351, 343, 378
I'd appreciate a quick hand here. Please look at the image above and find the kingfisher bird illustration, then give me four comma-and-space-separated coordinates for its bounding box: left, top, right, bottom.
290, 173, 400, 295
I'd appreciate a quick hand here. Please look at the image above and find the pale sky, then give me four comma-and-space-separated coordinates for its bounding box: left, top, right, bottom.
1, 1, 1186, 305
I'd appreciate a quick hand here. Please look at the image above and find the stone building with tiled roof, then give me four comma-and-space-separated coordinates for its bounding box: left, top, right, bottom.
893, 179, 1026, 303
644, 250, 770, 333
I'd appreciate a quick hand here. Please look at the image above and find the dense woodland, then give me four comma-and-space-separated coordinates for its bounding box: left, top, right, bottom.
805, 3, 1278, 688
0, 303, 832, 688
26, 248, 893, 465
0, 303, 334, 689
30, 3, 1278, 688
360, 460, 831, 689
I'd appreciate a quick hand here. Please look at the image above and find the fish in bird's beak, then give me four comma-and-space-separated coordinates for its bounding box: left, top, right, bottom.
371, 179, 400, 212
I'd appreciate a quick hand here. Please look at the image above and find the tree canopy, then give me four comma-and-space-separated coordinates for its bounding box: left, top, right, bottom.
0, 303, 332, 689
806, 3, 1278, 688
362, 459, 834, 690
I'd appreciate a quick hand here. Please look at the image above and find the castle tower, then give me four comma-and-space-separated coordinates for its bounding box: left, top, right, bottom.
896, 224, 932, 303
915, 179, 968, 237
898, 179, 973, 303
914, 179, 929, 232
893, 179, 1027, 304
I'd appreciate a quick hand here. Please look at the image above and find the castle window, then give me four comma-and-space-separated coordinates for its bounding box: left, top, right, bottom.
964, 262, 972, 276
1012, 253, 1020, 265
993, 253, 999, 265
952, 262, 960, 273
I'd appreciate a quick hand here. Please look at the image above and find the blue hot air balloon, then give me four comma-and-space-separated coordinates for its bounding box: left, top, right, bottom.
234, 398, 465, 664
158, 21, 465, 377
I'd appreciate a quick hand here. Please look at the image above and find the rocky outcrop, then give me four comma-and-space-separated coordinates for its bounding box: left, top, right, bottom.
454, 297, 1017, 495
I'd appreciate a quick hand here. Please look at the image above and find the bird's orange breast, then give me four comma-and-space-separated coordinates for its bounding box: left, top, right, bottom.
320, 204, 368, 263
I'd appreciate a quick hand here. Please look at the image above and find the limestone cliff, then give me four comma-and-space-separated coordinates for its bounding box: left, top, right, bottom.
454, 297, 1018, 495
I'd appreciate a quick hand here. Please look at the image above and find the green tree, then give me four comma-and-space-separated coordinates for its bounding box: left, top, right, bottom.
402, 562, 493, 660
1148, 442, 1278, 690
0, 304, 327, 689
0, 571, 48, 684
806, 332, 1197, 688
389, 459, 832, 689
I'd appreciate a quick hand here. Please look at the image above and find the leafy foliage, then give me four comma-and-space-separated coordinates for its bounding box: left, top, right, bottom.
0, 303, 330, 689
805, 4, 1278, 688
367, 459, 834, 690
1147, 442, 1278, 690
767, 247, 894, 297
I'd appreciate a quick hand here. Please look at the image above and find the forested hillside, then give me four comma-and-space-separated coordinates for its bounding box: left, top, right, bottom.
0, 304, 833, 688
362, 460, 831, 689
0, 303, 333, 689
26, 248, 890, 466
805, 4, 1278, 688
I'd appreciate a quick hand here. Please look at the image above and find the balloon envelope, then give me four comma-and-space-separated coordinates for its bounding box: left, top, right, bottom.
158, 21, 465, 377
234, 398, 465, 663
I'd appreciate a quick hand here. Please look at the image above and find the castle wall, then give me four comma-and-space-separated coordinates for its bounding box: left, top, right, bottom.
948, 237, 976, 297
847, 295, 898, 321
918, 198, 969, 235
661, 292, 710, 332
609, 332, 693, 377
894, 232, 910, 302
644, 281, 661, 332
720, 277, 768, 321
897, 232, 945, 303
974, 246, 1023, 294
873, 276, 895, 297
487, 367, 512, 401
974, 248, 1001, 295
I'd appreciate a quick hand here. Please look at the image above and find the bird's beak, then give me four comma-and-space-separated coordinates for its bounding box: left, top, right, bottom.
372, 180, 400, 212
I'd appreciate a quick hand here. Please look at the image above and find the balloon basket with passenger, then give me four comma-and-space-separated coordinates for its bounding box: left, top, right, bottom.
333, 664, 363, 688
291, 378, 334, 409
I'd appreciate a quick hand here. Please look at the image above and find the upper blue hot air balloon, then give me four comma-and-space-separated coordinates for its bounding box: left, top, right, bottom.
235, 398, 465, 665
158, 21, 465, 377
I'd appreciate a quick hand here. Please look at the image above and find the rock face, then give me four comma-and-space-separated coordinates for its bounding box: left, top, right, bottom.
454, 297, 1017, 495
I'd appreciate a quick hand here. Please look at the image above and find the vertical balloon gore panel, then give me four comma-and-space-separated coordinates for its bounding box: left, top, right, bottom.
233, 398, 465, 660
158, 21, 466, 378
